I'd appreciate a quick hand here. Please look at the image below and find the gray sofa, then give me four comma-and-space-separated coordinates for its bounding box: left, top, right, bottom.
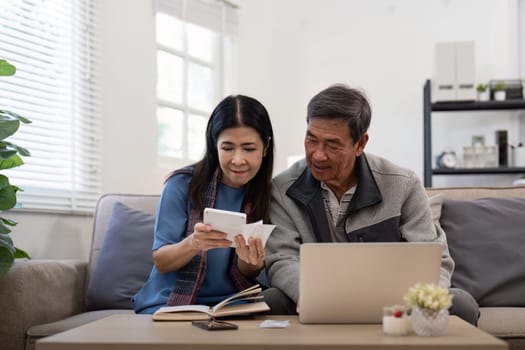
1, 188, 524, 350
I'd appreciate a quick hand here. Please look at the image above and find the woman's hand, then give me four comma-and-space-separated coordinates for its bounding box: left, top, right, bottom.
153, 222, 231, 273
235, 235, 265, 277
189, 223, 232, 252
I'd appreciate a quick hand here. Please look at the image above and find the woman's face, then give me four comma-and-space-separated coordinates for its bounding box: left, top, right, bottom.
217, 126, 266, 188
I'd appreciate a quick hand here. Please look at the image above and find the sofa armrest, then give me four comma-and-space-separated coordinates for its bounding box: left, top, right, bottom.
0, 259, 87, 350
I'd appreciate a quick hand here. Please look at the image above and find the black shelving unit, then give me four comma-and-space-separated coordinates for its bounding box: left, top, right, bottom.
423, 79, 525, 187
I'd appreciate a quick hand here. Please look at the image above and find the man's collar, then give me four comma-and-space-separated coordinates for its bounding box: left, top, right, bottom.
287, 153, 382, 211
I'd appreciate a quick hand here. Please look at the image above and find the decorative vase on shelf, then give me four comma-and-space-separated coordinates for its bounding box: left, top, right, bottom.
411, 307, 449, 336
476, 83, 489, 101
477, 91, 489, 101
493, 81, 506, 101
494, 90, 506, 101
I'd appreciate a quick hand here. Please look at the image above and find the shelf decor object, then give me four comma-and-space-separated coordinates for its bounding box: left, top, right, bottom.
423, 79, 525, 187
476, 83, 489, 101
515, 143, 525, 167
493, 81, 506, 101
433, 41, 475, 102
489, 79, 523, 100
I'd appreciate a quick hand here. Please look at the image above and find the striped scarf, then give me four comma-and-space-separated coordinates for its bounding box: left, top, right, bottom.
167, 166, 255, 306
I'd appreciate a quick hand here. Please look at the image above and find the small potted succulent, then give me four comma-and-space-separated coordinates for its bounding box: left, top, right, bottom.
404, 283, 453, 336
493, 81, 506, 101
476, 83, 489, 101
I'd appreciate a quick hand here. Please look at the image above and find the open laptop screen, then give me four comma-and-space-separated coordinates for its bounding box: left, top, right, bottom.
299, 242, 442, 324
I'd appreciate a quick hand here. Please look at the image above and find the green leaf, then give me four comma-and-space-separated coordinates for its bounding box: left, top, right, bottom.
0, 235, 31, 278
0, 220, 12, 234
0, 233, 15, 253
0, 215, 17, 234
0, 233, 15, 278
0, 59, 16, 77
0, 253, 14, 279
0, 216, 17, 226
14, 247, 30, 259
0, 110, 31, 124
0, 154, 23, 169
2, 141, 30, 157
0, 118, 19, 140
0, 148, 18, 160
0, 175, 17, 210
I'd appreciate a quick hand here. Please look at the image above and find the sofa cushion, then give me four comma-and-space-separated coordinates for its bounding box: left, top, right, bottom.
478, 307, 525, 338
86, 202, 155, 310
26, 309, 134, 350
440, 197, 525, 307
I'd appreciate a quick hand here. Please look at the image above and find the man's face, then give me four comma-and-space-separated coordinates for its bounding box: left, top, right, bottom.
304, 118, 368, 193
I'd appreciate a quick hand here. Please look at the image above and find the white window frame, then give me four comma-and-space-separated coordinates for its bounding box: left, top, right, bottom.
154, 0, 238, 163
0, 0, 102, 213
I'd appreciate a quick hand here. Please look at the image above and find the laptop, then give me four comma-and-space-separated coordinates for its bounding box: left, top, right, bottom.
299, 242, 442, 324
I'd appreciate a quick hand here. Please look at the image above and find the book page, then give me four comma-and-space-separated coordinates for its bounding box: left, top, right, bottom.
211, 284, 262, 312
154, 304, 211, 315
212, 301, 269, 318
152, 311, 211, 321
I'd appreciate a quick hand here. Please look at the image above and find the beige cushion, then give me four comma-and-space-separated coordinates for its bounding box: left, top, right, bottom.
26, 310, 134, 350
479, 307, 525, 338
426, 186, 525, 201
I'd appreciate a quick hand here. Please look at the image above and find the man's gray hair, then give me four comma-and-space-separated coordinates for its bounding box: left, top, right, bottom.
307, 84, 371, 142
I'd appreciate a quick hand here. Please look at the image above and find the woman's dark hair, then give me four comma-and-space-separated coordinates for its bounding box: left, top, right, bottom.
168, 95, 274, 222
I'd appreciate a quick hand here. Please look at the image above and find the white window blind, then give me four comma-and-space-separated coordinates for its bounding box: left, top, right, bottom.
0, 0, 102, 212
154, 0, 238, 161
155, 0, 238, 36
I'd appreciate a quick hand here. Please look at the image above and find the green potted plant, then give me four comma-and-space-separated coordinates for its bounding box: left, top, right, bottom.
493, 81, 506, 101
476, 83, 489, 101
0, 58, 31, 279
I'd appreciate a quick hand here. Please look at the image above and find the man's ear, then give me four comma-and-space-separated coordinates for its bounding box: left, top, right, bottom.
355, 133, 368, 156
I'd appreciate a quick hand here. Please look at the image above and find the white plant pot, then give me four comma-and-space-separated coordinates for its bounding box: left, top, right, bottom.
477, 91, 489, 101
494, 91, 506, 101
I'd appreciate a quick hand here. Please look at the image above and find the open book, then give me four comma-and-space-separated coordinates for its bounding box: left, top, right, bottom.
152, 284, 269, 321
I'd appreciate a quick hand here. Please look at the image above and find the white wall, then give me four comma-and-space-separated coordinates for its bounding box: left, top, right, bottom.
10, 0, 524, 260
237, 0, 523, 177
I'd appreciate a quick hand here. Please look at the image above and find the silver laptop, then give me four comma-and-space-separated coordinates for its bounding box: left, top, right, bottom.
299, 242, 442, 324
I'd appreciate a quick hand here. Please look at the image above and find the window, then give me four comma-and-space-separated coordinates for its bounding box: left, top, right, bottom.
0, 0, 101, 212
154, 0, 238, 162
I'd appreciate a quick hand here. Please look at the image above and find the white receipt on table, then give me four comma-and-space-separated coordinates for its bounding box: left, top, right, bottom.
259, 319, 290, 328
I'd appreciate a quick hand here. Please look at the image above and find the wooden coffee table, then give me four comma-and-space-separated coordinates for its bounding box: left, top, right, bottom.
36, 314, 508, 350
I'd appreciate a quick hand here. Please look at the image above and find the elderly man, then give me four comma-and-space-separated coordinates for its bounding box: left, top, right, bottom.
263, 84, 479, 325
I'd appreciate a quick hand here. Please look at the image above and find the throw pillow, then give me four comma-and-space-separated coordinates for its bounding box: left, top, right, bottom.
440, 197, 525, 307
86, 201, 155, 310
